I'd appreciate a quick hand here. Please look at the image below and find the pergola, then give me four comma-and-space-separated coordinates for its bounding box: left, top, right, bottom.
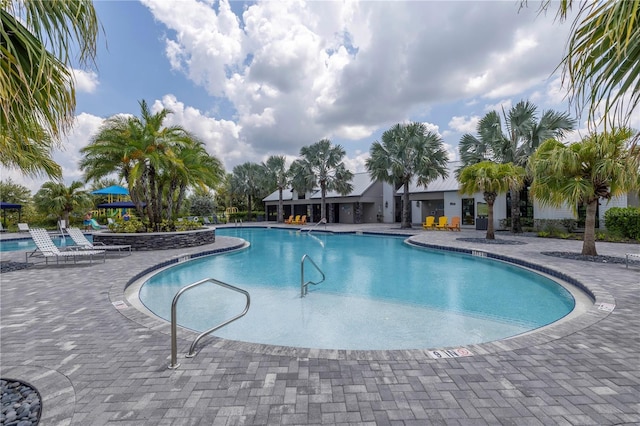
0, 202, 22, 227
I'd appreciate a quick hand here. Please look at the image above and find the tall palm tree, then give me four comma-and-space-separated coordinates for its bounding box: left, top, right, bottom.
291, 139, 354, 223
458, 162, 526, 240
459, 100, 575, 233
532, 0, 640, 127
528, 128, 640, 256
33, 181, 92, 225
1, 0, 100, 177
230, 162, 264, 221
367, 122, 449, 229
261, 155, 289, 223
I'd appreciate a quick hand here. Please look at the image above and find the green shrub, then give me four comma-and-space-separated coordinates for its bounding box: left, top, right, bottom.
604, 207, 640, 240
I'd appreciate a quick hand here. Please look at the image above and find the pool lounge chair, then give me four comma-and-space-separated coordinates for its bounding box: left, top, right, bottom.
434, 216, 448, 230
446, 216, 461, 231
422, 216, 435, 230
17, 223, 29, 232
284, 215, 294, 224
66, 227, 131, 255
294, 215, 307, 225
26, 228, 106, 265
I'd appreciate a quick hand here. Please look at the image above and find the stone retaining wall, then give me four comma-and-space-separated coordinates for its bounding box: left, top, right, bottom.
92, 227, 215, 251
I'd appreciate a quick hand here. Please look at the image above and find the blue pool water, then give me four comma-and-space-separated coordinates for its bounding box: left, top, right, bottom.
138, 228, 575, 350
0, 234, 90, 252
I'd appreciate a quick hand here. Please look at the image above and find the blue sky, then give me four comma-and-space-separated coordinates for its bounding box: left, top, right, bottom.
5, 0, 614, 193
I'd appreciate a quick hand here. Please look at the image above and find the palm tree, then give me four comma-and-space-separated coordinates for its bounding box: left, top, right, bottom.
367, 122, 449, 229
458, 162, 526, 240
261, 156, 289, 223
290, 139, 354, 223
33, 181, 92, 225
230, 162, 264, 221
81, 100, 222, 230
528, 128, 640, 256
1, 0, 100, 176
459, 100, 575, 233
532, 1, 640, 127
159, 138, 224, 221
0, 120, 62, 179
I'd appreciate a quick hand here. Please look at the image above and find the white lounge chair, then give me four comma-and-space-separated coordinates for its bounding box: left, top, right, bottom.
26, 228, 106, 265
66, 227, 131, 255
17, 223, 29, 232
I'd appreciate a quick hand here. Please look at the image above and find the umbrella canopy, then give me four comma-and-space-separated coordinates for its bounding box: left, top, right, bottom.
96, 201, 143, 209
91, 185, 129, 196
0, 202, 22, 209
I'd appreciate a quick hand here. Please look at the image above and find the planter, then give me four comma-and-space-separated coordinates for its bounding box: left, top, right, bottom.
92, 227, 215, 251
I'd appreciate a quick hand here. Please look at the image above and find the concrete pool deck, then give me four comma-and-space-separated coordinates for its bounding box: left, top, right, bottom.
1, 224, 639, 425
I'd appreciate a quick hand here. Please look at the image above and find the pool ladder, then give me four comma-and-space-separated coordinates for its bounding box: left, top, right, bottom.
301, 254, 325, 297
169, 278, 250, 369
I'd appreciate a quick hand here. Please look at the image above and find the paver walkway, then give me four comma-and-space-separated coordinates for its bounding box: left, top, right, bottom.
1, 224, 639, 425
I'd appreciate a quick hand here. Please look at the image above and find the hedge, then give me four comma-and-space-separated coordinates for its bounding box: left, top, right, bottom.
604, 207, 640, 240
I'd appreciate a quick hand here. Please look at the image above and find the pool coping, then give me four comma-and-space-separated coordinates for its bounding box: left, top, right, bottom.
111, 228, 614, 362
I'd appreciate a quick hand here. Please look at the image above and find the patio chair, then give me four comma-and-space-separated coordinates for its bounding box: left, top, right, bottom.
66, 227, 131, 255
0, 222, 5, 232
294, 215, 307, 225
446, 216, 461, 231
284, 215, 294, 224
289, 215, 300, 225
422, 216, 435, 230
202, 216, 212, 225
434, 216, 448, 230
17, 223, 29, 232
26, 228, 106, 265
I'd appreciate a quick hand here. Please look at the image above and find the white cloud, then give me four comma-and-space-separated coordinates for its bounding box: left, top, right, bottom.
139, 0, 576, 158
448, 116, 480, 134
72, 69, 99, 93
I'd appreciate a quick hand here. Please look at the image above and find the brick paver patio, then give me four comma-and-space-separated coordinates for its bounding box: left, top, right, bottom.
1, 224, 639, 425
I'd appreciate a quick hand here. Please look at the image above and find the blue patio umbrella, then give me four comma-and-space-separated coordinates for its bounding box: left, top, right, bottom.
91, 185, 129, 196
91, 185, 129, 204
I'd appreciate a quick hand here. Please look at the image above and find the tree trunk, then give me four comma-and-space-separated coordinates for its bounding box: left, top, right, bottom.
278, 188, 283, 223
510, 188, 522, 234
485, 192, 496, 240
175, 185, 187, 218
402, 181, 411, 229
581, 199, 599, 256
247, 194, 252, 221
320, 183, 327, 221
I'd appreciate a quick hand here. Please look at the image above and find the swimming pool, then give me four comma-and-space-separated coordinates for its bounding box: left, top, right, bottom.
0, 234, 88, 252
137, 228, 576, 350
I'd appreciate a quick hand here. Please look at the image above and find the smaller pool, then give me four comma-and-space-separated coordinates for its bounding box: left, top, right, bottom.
0, 234, 91, 252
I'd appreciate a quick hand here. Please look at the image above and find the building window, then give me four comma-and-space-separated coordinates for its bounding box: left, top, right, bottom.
461, 198, 475, 225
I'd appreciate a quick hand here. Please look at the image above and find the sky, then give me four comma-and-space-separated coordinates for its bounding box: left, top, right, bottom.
4, 0, 630, 194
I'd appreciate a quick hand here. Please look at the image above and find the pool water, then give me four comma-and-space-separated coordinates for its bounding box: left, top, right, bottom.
0, 234, 90, 252
138, 228, 575, 350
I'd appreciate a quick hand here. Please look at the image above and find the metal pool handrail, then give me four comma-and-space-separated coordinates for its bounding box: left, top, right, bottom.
301, 254, 325, 297
169, 278, 250, 369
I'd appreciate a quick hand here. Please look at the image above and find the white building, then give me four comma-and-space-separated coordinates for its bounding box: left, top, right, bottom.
263, 162, 639, 229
